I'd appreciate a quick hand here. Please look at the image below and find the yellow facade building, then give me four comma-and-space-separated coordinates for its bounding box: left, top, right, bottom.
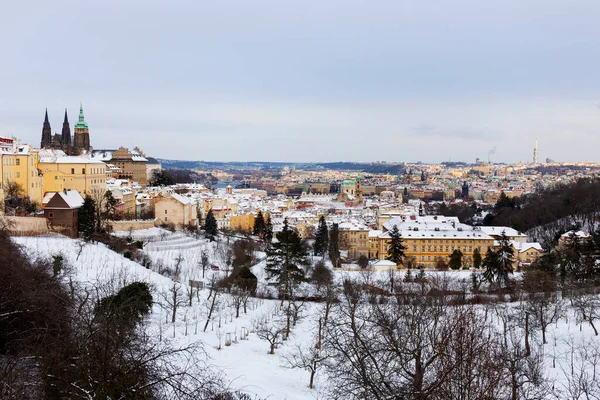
38, 149, 107, 197
368, 215, 495, 269
230, 213, 255, 233
0, 138, 44, 208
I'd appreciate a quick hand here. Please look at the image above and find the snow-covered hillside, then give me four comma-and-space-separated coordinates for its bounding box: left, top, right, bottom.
13, 231, 600, 399
13, 234, 326, 399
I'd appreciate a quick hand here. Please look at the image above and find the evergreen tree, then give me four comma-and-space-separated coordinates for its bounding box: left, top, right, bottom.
482, 232, 515, 286
328, 223, 341, 268
482, 248, 499, 284
78, 195, 96, 241
204, 209, 218, 236
263, 215, 273, 243
385, 225, 406, 266
473, 247, 482, 269
265, 219, 309, 297
313, 215, 329, 257
253, 210, 265, 237
449, 249, 463, 270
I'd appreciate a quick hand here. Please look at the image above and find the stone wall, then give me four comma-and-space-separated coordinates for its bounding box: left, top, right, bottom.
109, 219, 158, 232
2, 216, 50, 236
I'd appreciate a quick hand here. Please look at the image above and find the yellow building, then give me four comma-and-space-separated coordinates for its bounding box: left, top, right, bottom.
0, 137, 44, 208
230, 212, 255, 233
339, 222, 370, 260
38, 149, 107, 197
372, 215, 495, 269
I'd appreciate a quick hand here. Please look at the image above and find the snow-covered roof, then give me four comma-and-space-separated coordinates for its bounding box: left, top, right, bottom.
171, 193, 194, 205
44, 190, 85, 209
479, 226, 527, 238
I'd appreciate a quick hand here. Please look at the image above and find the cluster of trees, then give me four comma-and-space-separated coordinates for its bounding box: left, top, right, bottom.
311, 216, 342, 267
149, 169, 206, 186
252, 210, 273, 242
485, 178, 600, 235
77, 190, 121, 240
278, 265, 600, 399
0, 230, 252, 399
2, 180, 37, 215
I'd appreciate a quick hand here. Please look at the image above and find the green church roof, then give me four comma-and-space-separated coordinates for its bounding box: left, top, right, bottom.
74, 103, 88, 129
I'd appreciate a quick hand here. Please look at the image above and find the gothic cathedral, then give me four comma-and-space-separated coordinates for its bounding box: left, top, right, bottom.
40, 104, 91, 155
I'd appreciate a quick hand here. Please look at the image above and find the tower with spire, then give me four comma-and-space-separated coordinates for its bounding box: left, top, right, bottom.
73, 103, 90, 154
533, 138, 538, 165
41, 109, 52, 148
61, 109, 72, 154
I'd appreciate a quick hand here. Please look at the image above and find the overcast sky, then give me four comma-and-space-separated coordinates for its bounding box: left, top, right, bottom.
1, 0, 599, 163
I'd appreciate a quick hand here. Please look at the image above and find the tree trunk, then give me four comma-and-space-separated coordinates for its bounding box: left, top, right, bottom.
590, 317, 598, 336
524, 313, 531, 357
309, 364, 316, 389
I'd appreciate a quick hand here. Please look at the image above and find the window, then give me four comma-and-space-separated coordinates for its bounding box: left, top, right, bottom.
71, 168, 75, 174
165, 217, 168, 221
15, 172, 20, 178
49, 212, 54, 218
165, 210, 168, 214
82, 168, 85, 174
16, 159, 20, 166
54, 176, 57, 180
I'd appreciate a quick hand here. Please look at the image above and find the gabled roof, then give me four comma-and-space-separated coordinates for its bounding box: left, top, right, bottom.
44, 190, 85, 209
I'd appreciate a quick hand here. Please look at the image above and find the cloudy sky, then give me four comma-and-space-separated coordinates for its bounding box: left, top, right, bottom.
1, 0, 599, 163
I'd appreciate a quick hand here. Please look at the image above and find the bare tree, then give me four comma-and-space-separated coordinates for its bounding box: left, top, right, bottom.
253, 314, 287, 355
230, 286, 250, 318
569, 287, 600, 336
161, 281, 187, 324
285, 343, 331, 389
203, 276, 222, 332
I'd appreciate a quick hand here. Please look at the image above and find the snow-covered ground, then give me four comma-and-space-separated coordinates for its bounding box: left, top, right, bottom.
13, 230, 600, 399
13, 234, 325, 399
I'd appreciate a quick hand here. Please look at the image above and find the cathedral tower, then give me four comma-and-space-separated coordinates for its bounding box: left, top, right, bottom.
41, 109, 52, 148
73, 103, 90, 154
61, 109, 72, 154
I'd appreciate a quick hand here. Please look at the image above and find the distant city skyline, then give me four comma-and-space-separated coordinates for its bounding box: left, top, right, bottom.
1, 0, 599, 163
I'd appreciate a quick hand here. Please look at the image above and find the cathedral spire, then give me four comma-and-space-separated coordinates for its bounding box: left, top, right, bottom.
62, 108, 72, 152
41, 108, 52, 148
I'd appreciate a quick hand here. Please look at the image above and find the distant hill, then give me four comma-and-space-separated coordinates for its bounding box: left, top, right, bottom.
157, 159, 406, 174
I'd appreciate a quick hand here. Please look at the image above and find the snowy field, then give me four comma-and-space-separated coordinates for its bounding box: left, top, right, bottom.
13, 231, 600, 399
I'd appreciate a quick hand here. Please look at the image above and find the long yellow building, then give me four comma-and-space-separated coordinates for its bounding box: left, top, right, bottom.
38, 149, 107, 197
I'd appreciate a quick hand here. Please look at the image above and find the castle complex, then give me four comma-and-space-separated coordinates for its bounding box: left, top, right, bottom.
40, 104, 91, 155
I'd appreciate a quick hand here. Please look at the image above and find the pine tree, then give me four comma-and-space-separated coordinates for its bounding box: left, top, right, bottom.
253, 210, 265, 237
473, 247, 482, 269
328, 223, 341, 268
78, 195, 96, 241
495, 231, 515, 283
204, 209, 218, 236
482, 248, 499, 284
385, 225, 406, 266
263, 215, 273, 243
482, 232, 515, 286
265, 219, 309, 297
313, 216, 329, 257
449, 249, 463, 270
